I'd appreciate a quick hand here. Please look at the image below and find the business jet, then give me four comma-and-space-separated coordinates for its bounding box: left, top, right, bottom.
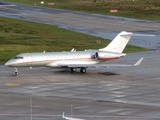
5, 31, 153, 75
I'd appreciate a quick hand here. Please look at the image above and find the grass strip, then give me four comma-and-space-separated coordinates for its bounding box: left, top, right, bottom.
0, 17, 148, 64
4, 0, 160, 20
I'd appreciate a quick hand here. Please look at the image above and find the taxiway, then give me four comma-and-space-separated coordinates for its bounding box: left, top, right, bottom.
1, 51, 160, 120
0, 1, 160, 49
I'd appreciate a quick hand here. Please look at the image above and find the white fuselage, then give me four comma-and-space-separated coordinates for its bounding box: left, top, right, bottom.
5, 51, 126, 68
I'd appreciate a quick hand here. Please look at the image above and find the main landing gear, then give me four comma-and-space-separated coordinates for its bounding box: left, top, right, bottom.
71, 68, 77, 73
70, 67, 86, 73
14, 67, 19, 75
80, 67, 86, 73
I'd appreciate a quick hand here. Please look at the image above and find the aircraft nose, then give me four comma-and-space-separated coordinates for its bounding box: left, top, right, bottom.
5, 61, 12, 66
5, 61, 9, 66
5, 59, 16, 67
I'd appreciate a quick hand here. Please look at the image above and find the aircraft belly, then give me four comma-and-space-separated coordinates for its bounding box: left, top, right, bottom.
45, 59, 98, 68
45, 61, 60, 68
64, 59, 95, 64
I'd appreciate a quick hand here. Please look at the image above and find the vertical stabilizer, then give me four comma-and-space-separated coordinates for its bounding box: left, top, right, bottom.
99, 31, 133, 53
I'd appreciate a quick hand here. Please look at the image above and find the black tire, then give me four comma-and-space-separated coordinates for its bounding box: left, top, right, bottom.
15, 72, 19, 75
71, 68, 77, 73
80, 68, 86, 73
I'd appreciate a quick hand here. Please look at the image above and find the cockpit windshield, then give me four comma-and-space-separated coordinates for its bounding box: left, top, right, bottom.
14, 56, 24, 59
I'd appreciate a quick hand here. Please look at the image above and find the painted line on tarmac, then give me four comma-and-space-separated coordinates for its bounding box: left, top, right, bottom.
0, 5, 17, 6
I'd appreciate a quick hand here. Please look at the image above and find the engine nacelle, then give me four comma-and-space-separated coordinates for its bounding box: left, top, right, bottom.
95, 51, 126, 60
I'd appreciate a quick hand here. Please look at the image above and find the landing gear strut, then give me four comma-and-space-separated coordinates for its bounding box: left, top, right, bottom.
14, 67, 19, 75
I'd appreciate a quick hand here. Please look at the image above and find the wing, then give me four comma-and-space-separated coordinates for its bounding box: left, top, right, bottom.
59, 58, 143, 68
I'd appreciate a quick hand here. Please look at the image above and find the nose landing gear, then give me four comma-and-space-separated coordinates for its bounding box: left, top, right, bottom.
14, 67, 19, 75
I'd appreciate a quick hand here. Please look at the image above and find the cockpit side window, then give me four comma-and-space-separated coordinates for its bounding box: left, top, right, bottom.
14, 56, 24, 59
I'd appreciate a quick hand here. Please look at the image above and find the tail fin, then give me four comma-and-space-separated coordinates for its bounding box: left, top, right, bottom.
99, 31, 155, 53
99, 31, 133, 53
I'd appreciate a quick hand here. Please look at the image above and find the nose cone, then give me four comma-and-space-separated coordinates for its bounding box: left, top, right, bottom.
5, 61, 10, 66
5, 60, 13, 67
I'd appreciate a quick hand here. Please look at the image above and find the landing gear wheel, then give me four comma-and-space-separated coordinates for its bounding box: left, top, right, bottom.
70, 68, 77, 73
14, 67, 19, 76
80, 67, 86, 73
15, 72, 19, 75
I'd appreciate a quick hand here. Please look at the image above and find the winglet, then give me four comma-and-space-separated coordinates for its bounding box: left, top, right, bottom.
133, 57, 143, 66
